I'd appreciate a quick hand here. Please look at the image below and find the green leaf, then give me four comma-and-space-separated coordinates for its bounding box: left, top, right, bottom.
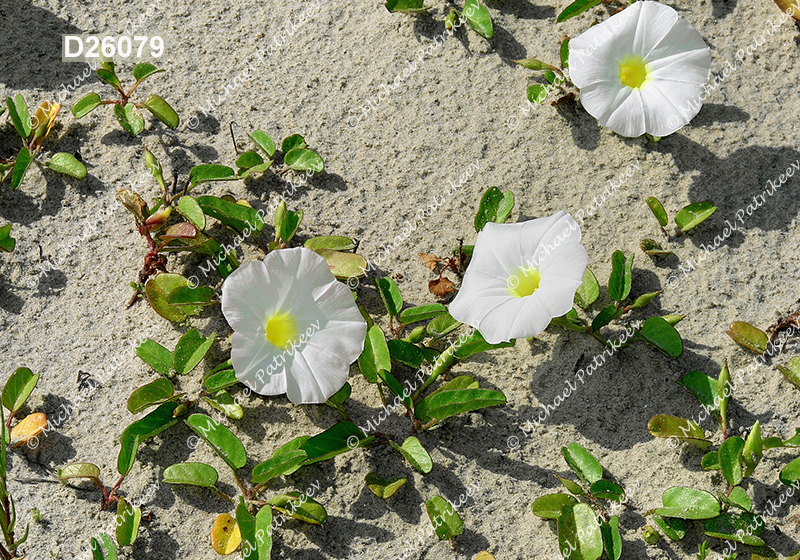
96, 67, 122, 90
557, 0, 602, 22
11, 147, 32, 190
135, 339, 173, 375
359, 326, 391, 383
427, 313, 461, 338
560, 38, 570, 68
127, 378, 175, 413
558, 503, 603, 560
281, 134, 306, 153
279, 207, 303, 244
653, 515, 686, 541
590, 480, 624, 501
71, 92, 102, 118
385, 0, 426, 12
197, 195, 264, 234
116, 497, 141, 546
719, 436, 745, 487
132, 62, 164, 82
304, 235, 356, 252
591, 304, 621, 331
236, 498, 258, 560
250, 130, 276, 158
389, 436, 433, 474
601, 516, 622, 560
375, 277, 403, 317
453, 329, 514, 359
300, 421, 373, 464
284, 148, 323, 172
778, 357, 800, 389
463, 0, 493, 38
46, 152, 87, 179
2, 367, 39, 414
654, 487, 720, 519
173, 329, 215, 375
236, 151, 264, 173
118, 402, 181, 476
255, 506, 273, 560
675, 201, 716, 233
527, 84, 548, 104
426, 496, 464, 540
204, 368, 239, 392
726, 321, 768, 354
162, 462, 218, 488
555, 475, 584, 496
251, 449, 308, 485
268, 492, 327, 525
640, 238, 672, 256
314, 249, 368, 279
704, 512, 764, 546
679, 371, 718, 411
142, 94, 179, 129
726, 487, 752, 512
0, 224, 15, 253
414, 387, 506, 425
637, 316, 683, 358
189, 164, 237, 188
647, 414, 710, 448
176, 196, 206, 230
629, 291, 660, 310
6, 95, 31, 139
97, 534, 117, 560
743, 421, 762, 478
718, 359, 731, 435
531, 493, 577, 519
365, 472, 407, 499
474, 187, 514, 232
646, 197, 668, 227
512, 58, 556, 71
701, 450, 720, 470
114, 102, 145, 136
387, 339, 427, 369
203, 390, 244, 420
608, 250, 634, 301
562, 443, 603, 485
574, 268, 600, 309
779, 455, 800, 485
399, 304, 448, 325
271, 436, 311, 475
185, 413, 247, 470
57, 462, 101, 483
377, 369, 413, 411
326, 382, 351, 417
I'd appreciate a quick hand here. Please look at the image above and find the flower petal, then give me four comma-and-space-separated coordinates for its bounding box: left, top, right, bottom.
578, 81, 643, 137
285, 350, 345, 404
630, 1, 680, 58
231, 332, 288, 395
221, 260, 271, 333
640, 79, 706, 136
646, 15, 710, 62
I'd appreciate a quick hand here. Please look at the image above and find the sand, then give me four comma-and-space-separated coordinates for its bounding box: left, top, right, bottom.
2, 0, 800, 558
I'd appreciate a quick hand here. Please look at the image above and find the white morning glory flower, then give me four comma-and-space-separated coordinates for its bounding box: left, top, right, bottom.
221, 247, 367, 404
449, 212, 588, 344
568, 1, 712, 137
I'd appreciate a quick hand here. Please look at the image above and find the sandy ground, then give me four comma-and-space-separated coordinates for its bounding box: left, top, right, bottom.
2, 0, 800, 558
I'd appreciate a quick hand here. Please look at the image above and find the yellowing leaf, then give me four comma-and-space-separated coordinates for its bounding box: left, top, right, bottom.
211, 513, 241, 555
11, 412, 47, 446
32, 101, 60, 149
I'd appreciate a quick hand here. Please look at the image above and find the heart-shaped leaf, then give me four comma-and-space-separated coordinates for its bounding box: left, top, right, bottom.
133, 62, 164, 82
654, 487, 720, 519
284, 148, 323, 172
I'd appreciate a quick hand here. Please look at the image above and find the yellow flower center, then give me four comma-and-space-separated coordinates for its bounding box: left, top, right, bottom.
509, 266, 542, 298
265, 311, 299, 349
619, 55, 650, 89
